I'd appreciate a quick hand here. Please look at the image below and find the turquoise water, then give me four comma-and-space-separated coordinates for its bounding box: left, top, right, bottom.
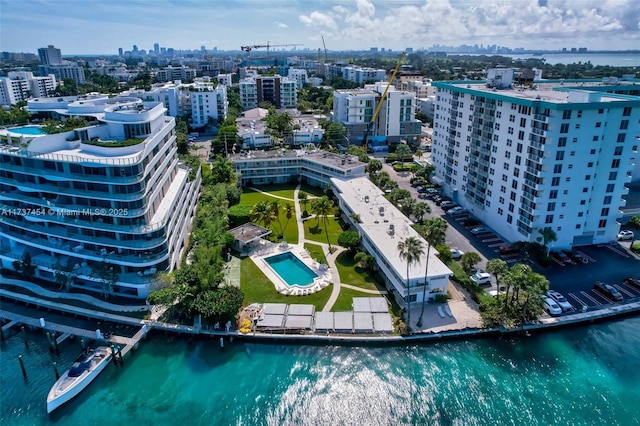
264, 252, 317, 287
8, 126, 45, 136
2, 318, 640, 425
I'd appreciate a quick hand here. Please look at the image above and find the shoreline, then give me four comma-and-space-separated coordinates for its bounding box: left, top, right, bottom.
2, 283, 639, 348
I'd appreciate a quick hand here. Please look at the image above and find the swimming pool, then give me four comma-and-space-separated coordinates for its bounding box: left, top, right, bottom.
264, 252, 317, 287
8, 125, 46, 136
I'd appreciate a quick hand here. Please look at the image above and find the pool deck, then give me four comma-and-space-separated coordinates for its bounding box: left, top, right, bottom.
250, 241, 333, 296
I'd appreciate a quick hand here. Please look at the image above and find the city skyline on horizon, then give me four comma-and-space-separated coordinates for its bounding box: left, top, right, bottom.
1, 0, 639, 56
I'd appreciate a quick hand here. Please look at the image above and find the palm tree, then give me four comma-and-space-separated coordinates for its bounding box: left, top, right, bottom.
537, 227, 557, 257
486, 258, 508, 295
416, 217, 448, 327
283, 203, 294, 237
397, 236, 425, 332
312, 196, 335, 252
413, 202, 431, 223
298, 192, 309, 216
250, 201, 275, 230
269, 200, 284, 239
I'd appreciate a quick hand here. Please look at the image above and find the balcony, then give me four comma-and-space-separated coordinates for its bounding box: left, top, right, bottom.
533, 114, 548, 123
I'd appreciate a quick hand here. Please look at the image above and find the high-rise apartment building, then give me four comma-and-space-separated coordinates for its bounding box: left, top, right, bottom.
0, 98, 201, 298
238, 75, 297, 110
0, 71, 57, 105
38, 45, 63, 66
332, 83, 421, 145
431, 69, 640, 249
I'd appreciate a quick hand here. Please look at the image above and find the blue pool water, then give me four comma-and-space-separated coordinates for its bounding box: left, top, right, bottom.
9, 125, 46, 136
264, 252, 317, 287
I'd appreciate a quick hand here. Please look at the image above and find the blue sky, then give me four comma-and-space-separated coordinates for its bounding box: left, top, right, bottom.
1, 0, 639, 55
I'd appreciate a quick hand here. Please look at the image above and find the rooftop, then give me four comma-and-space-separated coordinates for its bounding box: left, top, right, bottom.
331, 176, 452, 281
230, 149, 365, 171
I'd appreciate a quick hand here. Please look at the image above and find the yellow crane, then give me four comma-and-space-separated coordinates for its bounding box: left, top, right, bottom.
363, 51, 406, 149
240, 42, 303, 66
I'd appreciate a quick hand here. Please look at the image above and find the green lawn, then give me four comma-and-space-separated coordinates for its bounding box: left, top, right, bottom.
299, 184, 326, 198
303, 216, 343, 246
244, 184, 296, 200
240, 257, 331, 311
334, 251, 381, 291
330, 287, 367, 312
238, 188, 298, 243
303, 242, 327, 264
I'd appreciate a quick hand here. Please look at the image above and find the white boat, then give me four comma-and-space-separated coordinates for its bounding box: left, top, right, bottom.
46, 346, 113, 413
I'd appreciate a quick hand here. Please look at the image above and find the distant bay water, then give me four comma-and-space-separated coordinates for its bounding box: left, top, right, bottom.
499, 52, 640, 67
2, 317, 639, 425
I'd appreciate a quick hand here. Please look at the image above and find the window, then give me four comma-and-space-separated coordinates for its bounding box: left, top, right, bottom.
556, 151, 565, 161
606, 184, 615, 193
622, 107, 632, 116
614, 146, 623, 156
590, 149, 596, 155
588, 162, 594, 168
575, 124, 580, 129
562, 110, 572, 120
549, 190, 558, 199
506, 139, 513, 147
582, 187, 588, 193
515, 156, 521, 165
617, 133, 626, 143
520, 117, 527, 127
609, 172, 617, 180
601, 208, 610, 216
593, 135, 599, 141
585, 175, 591, 180
545, 215, 554, 224
518, 130, 525, 140
604, 195, 612, 204
553, 164, 563, 174
516, 143, 523, 153
598, 219, 607, 228
580, 200, 586, 205
560, 123, 569, 133
620, 120, 629, 130
558, 137, 567, 147
611, 159, 620, 169
509, 114, 515, 122
511, 180, 518, 189
509, 203, 514, 212
507, 214, 513, 224
498, 208, 503, 215
547, 202, 556, 212
513, 168, 519, 178
552, 177, 560, 186
505, 151, 511, 159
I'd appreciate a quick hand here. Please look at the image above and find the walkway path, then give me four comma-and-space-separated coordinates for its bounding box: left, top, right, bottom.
247, 186, 295, 201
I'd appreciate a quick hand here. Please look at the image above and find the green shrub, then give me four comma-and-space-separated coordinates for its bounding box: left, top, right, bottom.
83, 138, 143, 147
228, 205, 252, 226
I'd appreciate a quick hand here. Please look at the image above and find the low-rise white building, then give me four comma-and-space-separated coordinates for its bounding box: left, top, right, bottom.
332, 176, 452, 305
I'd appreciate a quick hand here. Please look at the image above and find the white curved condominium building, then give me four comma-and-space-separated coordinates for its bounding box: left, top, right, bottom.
0, 98, 201, 298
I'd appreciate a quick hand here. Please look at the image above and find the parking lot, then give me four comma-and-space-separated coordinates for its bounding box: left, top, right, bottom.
383, 162, 640, 313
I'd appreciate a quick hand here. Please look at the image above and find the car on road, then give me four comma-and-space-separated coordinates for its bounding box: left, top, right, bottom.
411, 180, 428, 187
543, 297, 563, 316
470, 226, 488, 235
450, 248, 464, 260
617, 230, 634, 241
563, 250, 587, 264
546, 290, 573, 312
551, 251, 572, 264
470, 271, 492, 286
623, 277, 640, 290
447, 207, 466, 216
593, 281, 624, 302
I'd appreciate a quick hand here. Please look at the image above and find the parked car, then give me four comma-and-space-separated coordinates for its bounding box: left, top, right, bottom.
417, 187, 428, 194
447, 207, 466, 216
546, 290, 573, 312
551, 251, 572, 264
593, 281, 624, 302
440, 201, 455, 209
463, 217, 482, 227
563, 250, 587, 264
470, 272, 492, 286
617, 230, 634, 241
623, 277, 640, 290
543, 297, 563, 316
450, 248, 464, 260
425, 188, 439, 195
498, 244, 519, 256
470, 226, 488, 235
411, 180, 428, 187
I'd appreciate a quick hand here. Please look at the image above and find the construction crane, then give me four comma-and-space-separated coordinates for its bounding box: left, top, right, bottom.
321, 36, 328, 62
240, 42, 303, 66
362, 51, 406, 150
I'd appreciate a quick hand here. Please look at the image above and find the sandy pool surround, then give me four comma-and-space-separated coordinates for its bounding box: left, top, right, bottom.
252, 244, 332, 295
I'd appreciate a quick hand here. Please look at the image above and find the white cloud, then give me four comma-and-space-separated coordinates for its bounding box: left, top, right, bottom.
275, 21, 289, 28
299, 11, 338, 30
